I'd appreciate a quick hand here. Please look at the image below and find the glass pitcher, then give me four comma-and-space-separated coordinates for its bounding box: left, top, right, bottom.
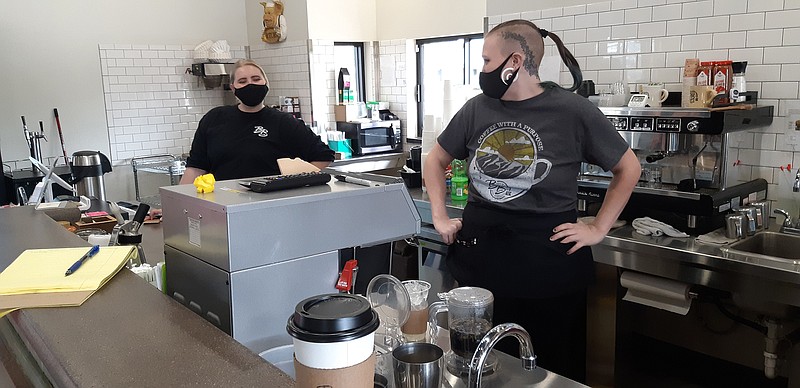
428, 286, 497, 377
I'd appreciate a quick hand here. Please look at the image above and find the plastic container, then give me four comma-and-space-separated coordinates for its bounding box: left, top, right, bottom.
450, 160, 468, 201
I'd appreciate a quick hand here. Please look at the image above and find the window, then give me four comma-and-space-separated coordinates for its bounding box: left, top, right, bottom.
415, 34, 483, 137
334, 42, 366, 103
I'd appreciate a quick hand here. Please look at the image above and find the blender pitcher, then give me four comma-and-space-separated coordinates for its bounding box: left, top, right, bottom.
428, 286, 497, 377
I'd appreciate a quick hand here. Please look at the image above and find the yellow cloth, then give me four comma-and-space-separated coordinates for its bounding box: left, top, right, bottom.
0, 246, 136, 317
194, 173, 216, 193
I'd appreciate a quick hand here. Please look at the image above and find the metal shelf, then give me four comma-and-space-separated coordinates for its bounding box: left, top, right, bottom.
132, 154, 185, 204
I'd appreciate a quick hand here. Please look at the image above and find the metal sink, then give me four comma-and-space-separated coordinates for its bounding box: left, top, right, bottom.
722, 231, 800, 264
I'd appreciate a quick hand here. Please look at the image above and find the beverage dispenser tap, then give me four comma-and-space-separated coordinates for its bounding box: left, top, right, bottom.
690, 142, 709, 191
20, 116, 48, 169
468, 323, 536, 388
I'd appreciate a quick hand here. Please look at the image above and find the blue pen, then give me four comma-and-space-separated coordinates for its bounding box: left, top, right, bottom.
65, 245, 100, 276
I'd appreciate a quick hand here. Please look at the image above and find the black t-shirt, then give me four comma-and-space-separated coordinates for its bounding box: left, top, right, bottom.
186, 105, 334, 180
438, 85, 629, 213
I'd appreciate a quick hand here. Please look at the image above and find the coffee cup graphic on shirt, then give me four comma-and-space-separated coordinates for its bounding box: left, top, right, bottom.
470, 123, 551, 203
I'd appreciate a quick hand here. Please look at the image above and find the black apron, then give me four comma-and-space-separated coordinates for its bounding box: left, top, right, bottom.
446, 202, 594, 299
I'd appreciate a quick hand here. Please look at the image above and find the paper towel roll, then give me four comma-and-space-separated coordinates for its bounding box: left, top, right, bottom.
620, 271, 692, 315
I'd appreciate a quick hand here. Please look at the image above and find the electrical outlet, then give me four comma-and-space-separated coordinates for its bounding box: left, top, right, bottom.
789, 111, 800, 131
787, 134, 800, 146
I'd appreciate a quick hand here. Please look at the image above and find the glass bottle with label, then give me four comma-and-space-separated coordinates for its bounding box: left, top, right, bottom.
450, 159, 468, 201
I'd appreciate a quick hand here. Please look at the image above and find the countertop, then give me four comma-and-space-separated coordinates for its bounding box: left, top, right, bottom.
407, 188, 800, 309
0, 206, 294, 387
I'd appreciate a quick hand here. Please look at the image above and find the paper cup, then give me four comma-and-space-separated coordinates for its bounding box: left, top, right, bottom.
287, 293, 379, 387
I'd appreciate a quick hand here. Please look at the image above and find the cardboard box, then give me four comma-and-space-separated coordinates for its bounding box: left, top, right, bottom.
334, 104, 359, 122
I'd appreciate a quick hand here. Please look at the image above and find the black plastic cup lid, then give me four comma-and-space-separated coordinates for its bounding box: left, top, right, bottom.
286, 294, 380, 343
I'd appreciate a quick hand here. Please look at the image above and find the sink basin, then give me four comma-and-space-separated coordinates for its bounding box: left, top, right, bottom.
722, 231, 800, 263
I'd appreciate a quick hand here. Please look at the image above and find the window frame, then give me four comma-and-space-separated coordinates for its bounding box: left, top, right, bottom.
333, 42, 366, 103
414, 33, 484, 138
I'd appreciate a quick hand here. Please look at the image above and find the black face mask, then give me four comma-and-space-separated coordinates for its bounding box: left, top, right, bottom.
234, 83, 269, 107
479, 53, 520, 99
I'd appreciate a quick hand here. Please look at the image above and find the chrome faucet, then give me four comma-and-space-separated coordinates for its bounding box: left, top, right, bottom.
774, 209, 800, 235
468, 323, 536, 388
774, 209, 792, 228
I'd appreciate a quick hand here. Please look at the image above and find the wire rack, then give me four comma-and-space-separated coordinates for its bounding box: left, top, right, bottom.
131, 154, 185, 207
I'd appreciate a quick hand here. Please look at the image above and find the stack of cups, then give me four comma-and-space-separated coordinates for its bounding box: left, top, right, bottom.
287, 294, 379, 388
421, 115, 442, 191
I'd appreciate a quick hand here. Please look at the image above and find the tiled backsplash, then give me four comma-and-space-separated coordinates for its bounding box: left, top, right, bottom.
490, 0, 800, 212
99, 44, 246, 163
251, 41, 313, 123
378, 40, 411, 133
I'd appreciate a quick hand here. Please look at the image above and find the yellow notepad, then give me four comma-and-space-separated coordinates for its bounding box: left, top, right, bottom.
0, 246, 136, 312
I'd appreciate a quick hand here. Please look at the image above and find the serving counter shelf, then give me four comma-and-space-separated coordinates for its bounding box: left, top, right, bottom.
0, 206, 293, 387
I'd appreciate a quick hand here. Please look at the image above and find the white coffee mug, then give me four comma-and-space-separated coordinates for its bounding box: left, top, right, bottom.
639, 84, 669, 107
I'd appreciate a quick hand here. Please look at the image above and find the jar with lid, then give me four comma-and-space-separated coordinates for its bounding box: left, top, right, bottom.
712, 60, 733, 104
731, 61, 748, 103
697, 61, 713, 86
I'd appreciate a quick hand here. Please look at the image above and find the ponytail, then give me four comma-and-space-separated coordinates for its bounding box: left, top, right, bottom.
489, 20, 583, 92
538, 28, 582, 92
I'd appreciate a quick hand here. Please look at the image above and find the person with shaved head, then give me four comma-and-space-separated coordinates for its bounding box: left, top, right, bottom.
423, 20, 640, 382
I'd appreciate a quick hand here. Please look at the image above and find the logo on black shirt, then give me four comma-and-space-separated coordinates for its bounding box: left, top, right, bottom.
471, 121, 551, 202
253, 126, 269, 137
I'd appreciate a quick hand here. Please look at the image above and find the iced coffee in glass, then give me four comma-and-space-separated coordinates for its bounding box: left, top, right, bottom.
401, 280, 431, 342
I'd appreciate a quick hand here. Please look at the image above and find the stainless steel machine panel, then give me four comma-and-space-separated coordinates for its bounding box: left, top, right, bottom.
230, 250, 339, 352
161, 178, 421, 354
161, 179, 421, 272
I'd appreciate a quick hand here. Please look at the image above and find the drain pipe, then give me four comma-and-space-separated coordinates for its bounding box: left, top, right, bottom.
764, 319, 781, 379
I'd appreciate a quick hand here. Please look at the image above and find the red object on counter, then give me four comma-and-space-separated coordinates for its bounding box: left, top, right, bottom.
336, 259, 358, 292
697, 61, 713, 86
712, 60, 733, 104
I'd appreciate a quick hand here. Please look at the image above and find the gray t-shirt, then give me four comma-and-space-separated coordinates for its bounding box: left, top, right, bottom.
438, 85, 629, 213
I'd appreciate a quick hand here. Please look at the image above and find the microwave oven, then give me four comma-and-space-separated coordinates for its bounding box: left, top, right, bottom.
336, 120, 402, 156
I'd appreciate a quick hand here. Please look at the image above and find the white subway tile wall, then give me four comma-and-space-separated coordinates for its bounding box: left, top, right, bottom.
377, 39, 410, 135
491, 0, 800, 212
99, 44, 246, 163
308, 40, 337, 131
251, 41, 313, 124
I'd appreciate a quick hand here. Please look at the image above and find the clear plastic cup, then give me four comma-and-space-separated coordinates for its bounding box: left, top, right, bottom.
401, 280, 431, 342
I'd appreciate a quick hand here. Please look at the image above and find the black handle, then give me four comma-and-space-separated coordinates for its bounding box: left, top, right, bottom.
53, 108, 60, 118
127, 203, 151, 236
21, 116, 26, 126
132, 203, 151, 225
39, 121, 44, 132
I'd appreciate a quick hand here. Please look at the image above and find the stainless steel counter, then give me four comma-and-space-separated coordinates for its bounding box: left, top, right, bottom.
329, 151, 405, 172
408, 188, 800, 309
408, 188, 800, 385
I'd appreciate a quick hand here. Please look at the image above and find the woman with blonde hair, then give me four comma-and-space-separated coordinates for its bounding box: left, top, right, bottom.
181, 59, 333, 183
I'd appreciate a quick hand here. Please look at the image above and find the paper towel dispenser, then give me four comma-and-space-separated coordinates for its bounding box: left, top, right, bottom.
191, 63, 235, 77
190, 63, 236, 89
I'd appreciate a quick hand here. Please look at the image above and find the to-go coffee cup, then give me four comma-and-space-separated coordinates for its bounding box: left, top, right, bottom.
287, 293, 380, 388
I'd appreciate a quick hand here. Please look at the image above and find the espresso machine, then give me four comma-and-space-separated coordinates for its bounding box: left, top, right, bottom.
578, 106, 774, 234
